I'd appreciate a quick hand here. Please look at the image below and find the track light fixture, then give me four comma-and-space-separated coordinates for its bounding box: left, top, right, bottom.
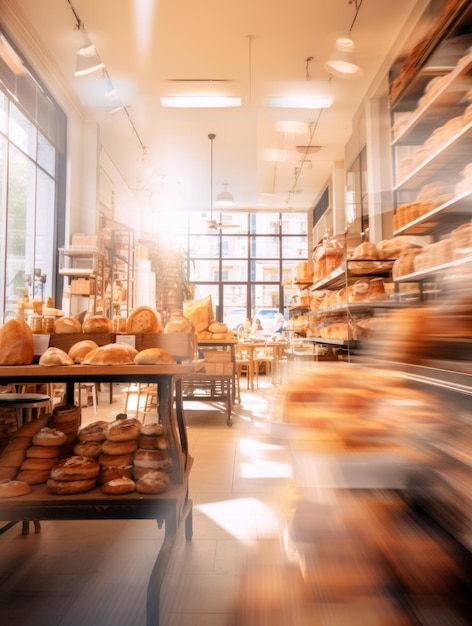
74, 38, 104, 76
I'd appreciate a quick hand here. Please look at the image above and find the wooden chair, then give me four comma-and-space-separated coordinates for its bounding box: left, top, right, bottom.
253, 343, 276, 387
235, 344, 255, 396
123, 383, 158, 423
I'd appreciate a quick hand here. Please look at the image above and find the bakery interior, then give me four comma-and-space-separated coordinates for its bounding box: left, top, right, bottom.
1, 0, 472, 624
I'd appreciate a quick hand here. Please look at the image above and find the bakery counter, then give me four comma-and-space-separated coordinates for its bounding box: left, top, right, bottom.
0, 362, 200, 626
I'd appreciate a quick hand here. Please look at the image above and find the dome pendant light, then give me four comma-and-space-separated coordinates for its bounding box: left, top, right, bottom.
216, 183, 235, 207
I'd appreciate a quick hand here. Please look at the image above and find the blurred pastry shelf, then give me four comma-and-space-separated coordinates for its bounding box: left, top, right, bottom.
393, 251, 472, 282
312, 260, 394, 291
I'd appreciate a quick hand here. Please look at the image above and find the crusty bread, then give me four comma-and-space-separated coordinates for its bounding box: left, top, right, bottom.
208, 321, 227, 334
164, 315, 194, 334
126, 306, 162, 334
184, 295, 214, 334
39, 347, 74, 366
0, 318, 34, 365
134, 347, 176, 365
68, 339, 99, 363
82, 316, 113, 333
54, 316, 82, 333
81, 342, 138, 365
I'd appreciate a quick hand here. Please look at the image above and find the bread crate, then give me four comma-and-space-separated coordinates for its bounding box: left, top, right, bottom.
202, 349, 234, 375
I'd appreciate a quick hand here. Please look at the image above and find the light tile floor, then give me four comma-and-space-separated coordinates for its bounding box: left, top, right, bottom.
0, 377, 294, 626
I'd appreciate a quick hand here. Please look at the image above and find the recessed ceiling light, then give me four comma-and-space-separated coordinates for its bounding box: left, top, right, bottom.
269, 96, 333, 109
160, 96, 241, 108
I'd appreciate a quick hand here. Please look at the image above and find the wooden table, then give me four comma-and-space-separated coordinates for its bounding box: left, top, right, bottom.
0, 362, 199, 626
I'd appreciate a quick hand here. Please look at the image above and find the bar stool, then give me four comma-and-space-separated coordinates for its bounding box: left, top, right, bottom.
0, 393, 51, 429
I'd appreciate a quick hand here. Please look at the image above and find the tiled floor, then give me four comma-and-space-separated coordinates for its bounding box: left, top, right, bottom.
0, 377, 294, 626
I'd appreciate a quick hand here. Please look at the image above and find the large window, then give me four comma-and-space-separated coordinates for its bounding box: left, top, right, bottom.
184, 211, 308, 324
0, 33, 66, 321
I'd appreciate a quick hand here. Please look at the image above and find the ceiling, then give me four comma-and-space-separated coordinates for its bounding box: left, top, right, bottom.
8, 0, 427, 216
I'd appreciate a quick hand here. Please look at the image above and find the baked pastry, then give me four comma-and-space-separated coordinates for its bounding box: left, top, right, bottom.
134, 448, 170, 469
105, 418, 141, 442
50, 456, 100, 481
101, 439, 138, 455
82, 316, 113, 333
16, 469, 51, 485
68, 339, 99, 363
46, 478, 96, 495
207, 321, 227, 334
134, 347, 176, 365
0, 479, 31, 498
98, 465, 134, 484
0, 448, 26, 468
184, 295, 214, 334
0, 318, 34, 365
39, 347, 74, 367
53, 316, 82, 333
126, 306, 162, 334
165, 314, 194, 334
77, 420, 108, 442
135, 470, 171, 494
32, 427, 67, 447
98, 453, 134, 468
20, 457, 57, 471
102, 477, 136, 495
73, 441, 103, 458
82, 342, 138, 365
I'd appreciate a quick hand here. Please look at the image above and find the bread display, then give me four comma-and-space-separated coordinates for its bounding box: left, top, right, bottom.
165, 314, 194, 334
0, 318, 34, 365
184, 295, 214, 334
126, 306, 162, 334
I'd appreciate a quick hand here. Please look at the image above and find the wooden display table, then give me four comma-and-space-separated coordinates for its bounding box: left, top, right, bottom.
0, 362, 199, 626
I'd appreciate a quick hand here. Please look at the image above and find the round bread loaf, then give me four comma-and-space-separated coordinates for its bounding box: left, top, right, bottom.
16, 469, 50, 485
133, 458, 172, 479
54, 316, 82, 333
32, 427, 67, 447
50, 456, 100, 481
135, 470, 171, 494
126, 306, 162, 334
78, 420, 108, 442
20, 457, 57, 471
138, 433, 168, 450
3, 437, 31, 453
0, 479, 32, 498
26, 445, 61, 459
208, 321, 227, 334
140, 423, 164, 436
82, 343, 138, 366
102, 477, 136, 495
134, 448, 170, 467
46, 477, 96, 495
164, 315, 193, 334
98, 465, 133, 484
0, 318, 34, 365
82, 316, 113, 333
98, 452, 134, 468
134, 348, 176, 365
73, 441, 102, 458
68, 339, 99, 363
51, 405, 81, 424
101, 439, 137, 455
0, 467, 18, 481
106, 418, 141, 442
39, 347, 74, 367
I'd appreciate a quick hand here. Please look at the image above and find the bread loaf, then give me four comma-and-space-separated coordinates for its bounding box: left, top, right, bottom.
126, 306, 162, 334
39, 347, 74, 366
0, 319, 34, 365
68, 340, 99, 363
54, 317, 82, 333
82, 316, 113, 333
81, 342, 138, 365
184, 295, 214, 333
134, 348, 176, 365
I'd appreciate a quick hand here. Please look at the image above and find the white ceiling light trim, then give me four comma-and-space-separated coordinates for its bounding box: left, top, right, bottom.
160, 96, 241, 108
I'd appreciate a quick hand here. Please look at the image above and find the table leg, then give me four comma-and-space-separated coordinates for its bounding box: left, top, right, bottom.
146, 513, 177, 626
